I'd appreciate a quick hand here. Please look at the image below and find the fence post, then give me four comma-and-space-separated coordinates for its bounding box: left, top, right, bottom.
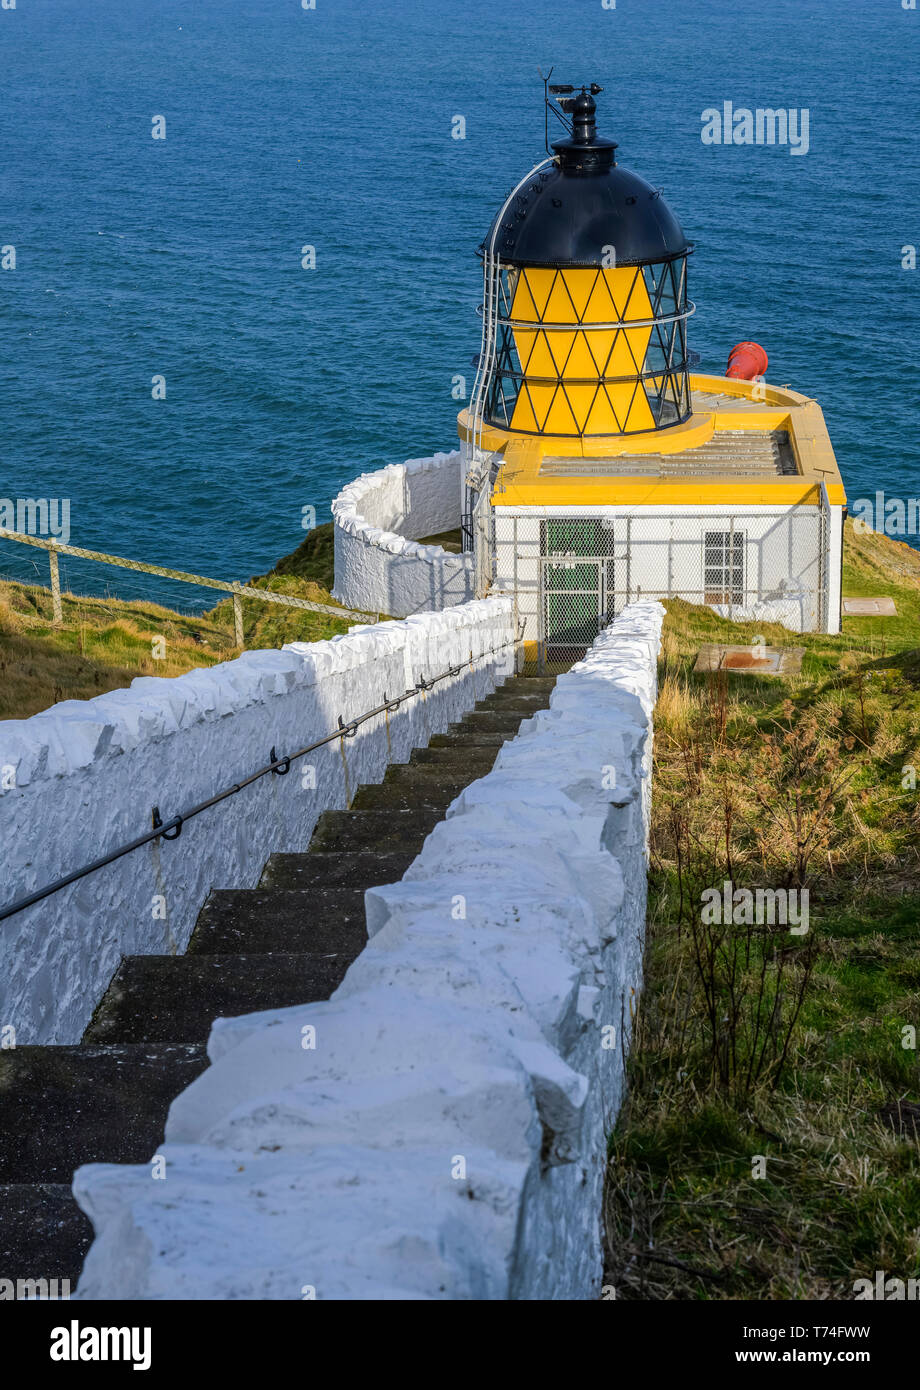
48, 546, 63, 625
0, 528, 375, 630
231, 582, 244, 650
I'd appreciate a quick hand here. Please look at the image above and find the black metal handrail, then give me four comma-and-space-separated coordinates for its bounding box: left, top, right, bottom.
0, 638, 516, 925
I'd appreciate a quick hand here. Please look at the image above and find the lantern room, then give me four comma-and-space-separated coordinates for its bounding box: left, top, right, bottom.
478, 86, 694, 439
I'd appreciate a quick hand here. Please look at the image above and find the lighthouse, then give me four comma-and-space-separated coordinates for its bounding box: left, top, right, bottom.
460, 84, 846, 667
476, 84, 694, 440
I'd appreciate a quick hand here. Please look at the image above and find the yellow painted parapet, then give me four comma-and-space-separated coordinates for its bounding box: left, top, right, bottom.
689, 373, 806, 409
489, 472, 827, 508
457, 372, 846, 509
461, 410, 717, 458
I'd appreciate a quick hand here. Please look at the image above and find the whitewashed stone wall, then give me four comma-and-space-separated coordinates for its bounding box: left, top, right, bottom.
0, 599, 514, 1046
73, 600, 664, 1301
332, 449, 474, 616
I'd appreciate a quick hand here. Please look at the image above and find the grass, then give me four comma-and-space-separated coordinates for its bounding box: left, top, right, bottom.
0, 523, 361, 721
605, 520, 920, 1299
416, 528, 464, 555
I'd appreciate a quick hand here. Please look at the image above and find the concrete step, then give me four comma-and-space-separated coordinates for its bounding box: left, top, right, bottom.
477, 694, 552, 713
480, 680, 553, 696
382, 763, 484, 790
82, 954, 351, 1045
0, 1185, 93, 1287
259, 850, 415, 892
462, 705, 529, 721
409, 745, 500, 765
0, 1044, 208, 1182
188, 889, 369, 956
308, 806, 443, 855
382, 759, 463, 781
458, 711, 537, 734
349, 779, 468, 812
501, 676, 556, 693
427, 729, 509, 748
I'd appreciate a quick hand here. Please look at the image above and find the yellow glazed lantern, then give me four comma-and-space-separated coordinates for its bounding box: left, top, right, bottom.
507, 265, 658, 435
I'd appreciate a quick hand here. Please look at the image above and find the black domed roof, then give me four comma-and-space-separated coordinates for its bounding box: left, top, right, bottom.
481, 91, 690, 269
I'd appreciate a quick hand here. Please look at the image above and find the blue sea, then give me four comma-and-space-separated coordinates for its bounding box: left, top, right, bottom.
1, 0, 919, 610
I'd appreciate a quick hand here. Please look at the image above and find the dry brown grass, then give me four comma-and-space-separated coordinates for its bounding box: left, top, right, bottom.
0, 523, 355, 721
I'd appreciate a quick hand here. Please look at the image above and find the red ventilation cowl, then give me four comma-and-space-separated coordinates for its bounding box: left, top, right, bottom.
726, 342, 769, 381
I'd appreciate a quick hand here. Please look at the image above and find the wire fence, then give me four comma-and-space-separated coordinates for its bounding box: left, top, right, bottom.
495, 501, 832, 669
0, 528, 378, 646
543, 514, 825, 643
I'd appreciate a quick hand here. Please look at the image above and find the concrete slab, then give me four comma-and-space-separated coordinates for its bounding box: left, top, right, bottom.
693, 644, 805, 676
843, 596, 898, 616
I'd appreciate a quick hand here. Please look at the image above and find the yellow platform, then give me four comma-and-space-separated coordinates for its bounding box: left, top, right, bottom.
457, 373, 846, 509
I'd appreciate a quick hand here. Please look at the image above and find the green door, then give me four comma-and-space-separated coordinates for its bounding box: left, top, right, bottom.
540, 519, 614, 663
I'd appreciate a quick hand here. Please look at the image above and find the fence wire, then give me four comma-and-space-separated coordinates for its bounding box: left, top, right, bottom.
501, 507, 828, 667
0, 527, 378, 643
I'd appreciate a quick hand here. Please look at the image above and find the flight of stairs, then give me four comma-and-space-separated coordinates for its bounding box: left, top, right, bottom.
0, 675, 555, 1291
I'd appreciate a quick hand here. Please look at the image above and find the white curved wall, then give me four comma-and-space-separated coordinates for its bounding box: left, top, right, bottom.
0, 599, 515, 1045
332, 449, 474, 617
73, 601, 664, 1301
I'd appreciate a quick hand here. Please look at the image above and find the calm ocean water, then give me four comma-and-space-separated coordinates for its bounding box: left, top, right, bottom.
1, 0, 918, 609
